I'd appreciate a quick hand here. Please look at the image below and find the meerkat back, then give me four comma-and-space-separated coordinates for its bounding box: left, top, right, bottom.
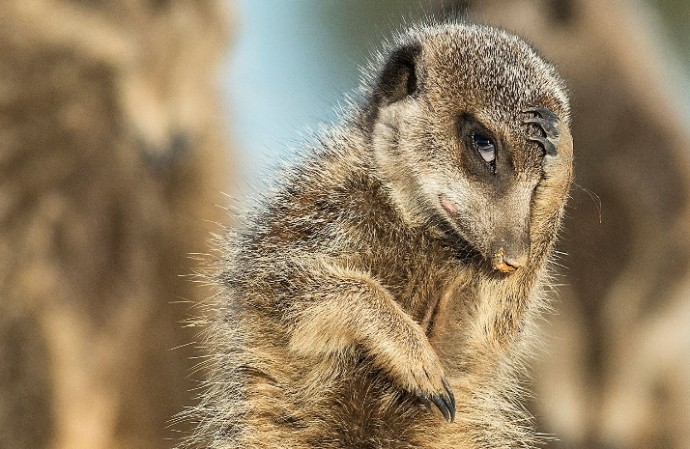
180, 22, 573, 449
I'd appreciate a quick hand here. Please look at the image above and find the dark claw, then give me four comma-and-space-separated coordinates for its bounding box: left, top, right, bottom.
523, 106, 559, 122
431, 394, 453, 422
523, 117, 560, 138
529, 136, 557, 156
442, 378, 456, 421
417, 385, 456, 422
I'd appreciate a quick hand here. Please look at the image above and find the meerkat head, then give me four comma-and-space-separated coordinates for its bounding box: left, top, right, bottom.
367, 23, 571, 273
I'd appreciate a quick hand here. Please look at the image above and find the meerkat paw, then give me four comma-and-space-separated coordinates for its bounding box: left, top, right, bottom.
380, 343, 455, 422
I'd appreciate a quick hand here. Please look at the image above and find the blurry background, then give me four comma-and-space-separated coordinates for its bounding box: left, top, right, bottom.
2, 1, 690, 449
0, 1, 230, 449
226, 0, 431, 184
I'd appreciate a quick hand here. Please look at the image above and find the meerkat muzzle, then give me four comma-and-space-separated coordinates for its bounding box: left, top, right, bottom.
493, 249, 527, 273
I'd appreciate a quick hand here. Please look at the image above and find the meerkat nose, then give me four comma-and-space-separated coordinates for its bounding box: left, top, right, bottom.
493, 251, 528, 273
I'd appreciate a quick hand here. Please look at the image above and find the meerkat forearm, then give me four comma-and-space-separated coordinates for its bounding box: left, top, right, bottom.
287, 263, 456, 420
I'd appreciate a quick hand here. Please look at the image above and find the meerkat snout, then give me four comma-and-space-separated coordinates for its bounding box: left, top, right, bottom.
490, 229, 531, 273
440, 193, 531, 273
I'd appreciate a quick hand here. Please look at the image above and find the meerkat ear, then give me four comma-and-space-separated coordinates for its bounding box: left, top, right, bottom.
374, 43, 422, 106
365, 43, 422, 131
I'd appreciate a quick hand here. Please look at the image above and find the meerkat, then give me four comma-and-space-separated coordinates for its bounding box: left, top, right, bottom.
181, 22, 573, 449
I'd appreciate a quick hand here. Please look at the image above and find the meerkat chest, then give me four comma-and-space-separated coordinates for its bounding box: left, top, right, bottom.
363, 246, 451, 310
414, 266, 539, 353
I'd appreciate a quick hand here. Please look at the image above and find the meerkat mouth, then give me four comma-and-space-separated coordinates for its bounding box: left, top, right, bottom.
492, 250, 523, 273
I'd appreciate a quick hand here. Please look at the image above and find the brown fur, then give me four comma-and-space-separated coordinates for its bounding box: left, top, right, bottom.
457, 0, 690, 447
0, 1, 230, 449
182, 22, 573, 449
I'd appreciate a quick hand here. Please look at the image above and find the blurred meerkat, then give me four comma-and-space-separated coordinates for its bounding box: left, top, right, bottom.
181, 22, 573, 449
0, 1, 230, 449
453, 1, 690, 447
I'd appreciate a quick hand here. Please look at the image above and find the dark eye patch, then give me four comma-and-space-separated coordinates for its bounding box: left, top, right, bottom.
457, 114, 499, 174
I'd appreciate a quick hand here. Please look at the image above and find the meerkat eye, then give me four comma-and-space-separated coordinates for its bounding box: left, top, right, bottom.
472, 133, 496, 165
